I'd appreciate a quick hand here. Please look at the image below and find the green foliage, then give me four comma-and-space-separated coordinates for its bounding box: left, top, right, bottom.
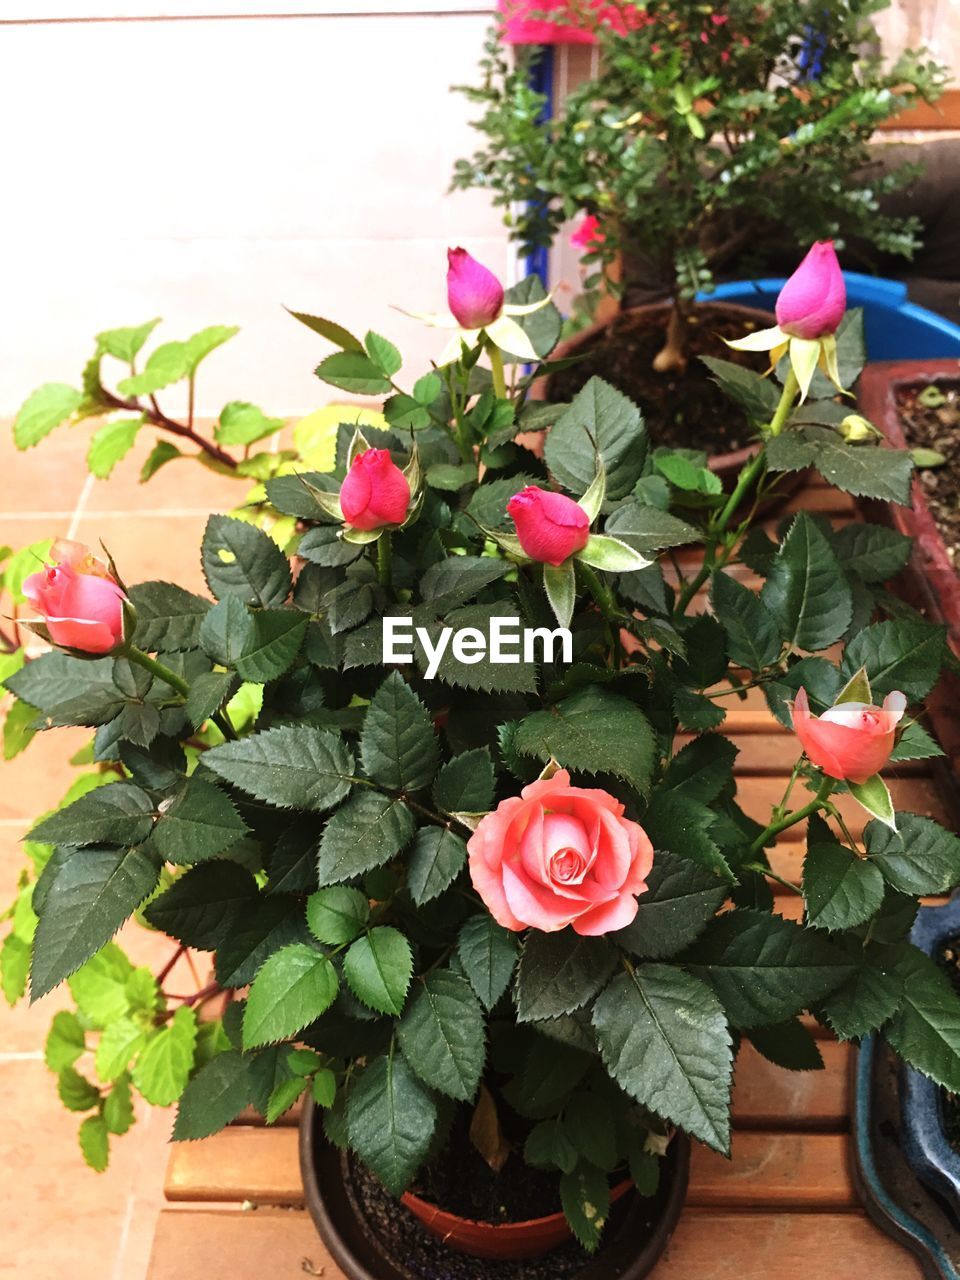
761, 513, 852, 651
360, 671, 439, 792
243, 944, 339, 1047
545, 378, 645, 501
515, 931, 616, 1023
343, 927, 412, 1016
347, 1052, 437, 1197
398, 971, 485, 1100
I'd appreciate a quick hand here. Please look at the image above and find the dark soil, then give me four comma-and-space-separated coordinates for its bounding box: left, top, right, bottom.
895, 381, 960, 566
937, 935, 960, 1149
548, 305, 769, 456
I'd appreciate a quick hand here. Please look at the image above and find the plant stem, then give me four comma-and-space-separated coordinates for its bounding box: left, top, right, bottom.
101, 388, 237, 470
746, 777, 834, 859
576, 561, 620, 621
487, 340, 507, 400
741, 862, 802, 894
376, 533, 393, 588
768, 369, 799, 438
124, 645, 238, 740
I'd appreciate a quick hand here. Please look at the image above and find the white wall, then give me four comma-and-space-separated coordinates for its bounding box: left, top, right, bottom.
0, 5, 509, 417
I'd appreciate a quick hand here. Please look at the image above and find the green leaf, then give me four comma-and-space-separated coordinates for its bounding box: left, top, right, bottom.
848, 774, 896, 831
266, 1076, 308, 1124
132, 1006, 197, 1105
87, 418, 143, 479
700, 355, 780, 422
243, 943, 339, 1048
885, 948, 960, 1092
78, 1115, 110, 1172
866, 813, 960, 895
760, 512, 852, 651
117, 341, 191, 396
747, 1019, 824, 1071
347, 1052, 437, 1196
364, 331, 402, 378
711, 572, 781, 670
815, 441, 913, 504
151, 777, 248, 865
1, 935, 30, 1004
286, 309, 364, 351
504, 275, 562, 358
682, 910, 854, 1027
316, 792, 414, 886
360, 671, 439, 792
457, 915, 518, 1011
204, 725, 354, 813
306, 886, 370, 946
889, 721, 944, 763
45, 1011, 86, 1071
576, 534, 648, 573
68, 944, 134, 1025
343, 927, 412, 1016
103, 1074, 135, 1135
560, 1162, 611, 1253
265, 471, 341, 521
822, 945, 907, 1039
3, 698, 36, 760
97, 317, 161, 363
563, 1092, 618, 1171
664, 734, 738, 806
316, 351, 393, 396
803, 841, 885, 931
140, 441, 182, 482
593, 965, 732, 1153
214, 896, 307, 989
513, 687, 654, 797
185, 671, 238, 731
831, 524, 913, 583
433, 748, 495, 815
31, 846, 161, 999
127, 581, 211, 652
614, 849, 727, 960
604, 501, 700, 554
201, 514, 291, 608
184, 325, 239, 373
842, 620, 946, 701
142, 862, 258, 950
234, 610, 307, 684
216, 401, 284, 447
543, 561, 576, 628
6, 652, 123, 728
28, 781, 154, 848
312, 1069, 337, 1107
95, 1018, 147, 1083
525, 1117, 578, 1174
59, 1065, 100, 1111
407, 827, 468, 905
14, 383, 81, 448
545, 377, 646, 501
398, 971, 485, 1100
516, 931, 616, 1022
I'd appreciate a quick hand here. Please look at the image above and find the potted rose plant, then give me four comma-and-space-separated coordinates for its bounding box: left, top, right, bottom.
4, 248, 960, 1278
451, 0, 946, 466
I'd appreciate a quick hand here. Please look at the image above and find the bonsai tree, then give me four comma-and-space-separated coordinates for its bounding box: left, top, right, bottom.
4, 247, 960, 1253
451, 0, 948, 370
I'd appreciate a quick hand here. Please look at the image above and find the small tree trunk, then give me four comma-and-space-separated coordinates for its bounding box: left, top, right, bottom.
652, 298, 690, 374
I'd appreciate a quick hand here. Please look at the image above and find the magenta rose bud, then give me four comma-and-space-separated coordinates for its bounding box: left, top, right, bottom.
23, 540, 126, 655
775, 241, 846, 339
446, 247, 505, 329
340, 448, 411, 532
507, 486, 590, 566
468, 769, 654, 936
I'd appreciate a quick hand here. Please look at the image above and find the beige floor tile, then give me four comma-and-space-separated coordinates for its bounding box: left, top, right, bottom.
0, 422, 90, 517
72, 514, 213, 598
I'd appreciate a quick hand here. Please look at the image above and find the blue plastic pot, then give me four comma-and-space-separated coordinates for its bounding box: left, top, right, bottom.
702, 272, 960, 361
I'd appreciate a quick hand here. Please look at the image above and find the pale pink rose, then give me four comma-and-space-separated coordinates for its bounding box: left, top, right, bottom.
775, 241, 846, 339
446, 248, 505, 330
507, 486, 590, 566
570, 214, 605, 251
23, 541, 126, 655
339, 449, 411, 531
468, 769, 654, 936
792, 686, 907, 784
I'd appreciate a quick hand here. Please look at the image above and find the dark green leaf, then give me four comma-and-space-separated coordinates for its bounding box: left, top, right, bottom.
603, 502, 700, 553
664, 735, 738, 806
803, 841, 885, 931
433, 748, 495, 815
747, 1019, 824, 1071
560, 1162, 611, 1253
457, 915, 518, 1011
6, 653, 123, 727
760, 512, 852, 651
700, 355, 780, 422
143, 862, 258, 949
545, 377, 646, 501
842, 620, 945, 701
614, 849, 727, 960
832, 524, 913, 583
316, 791, 414, 886
204, 725, 354, 813
398, 971, 485, 1100
360, 671, 439, 792
407, 827, 468, 905
127, 582, 212, 653
28, 782, 154, 848
201, 515, 291, 608
516, 931, 616, 1022
347, 1052, 437, 1196
711, 572, 781, 670
173, 1051, 253, 1140
885, 948, 960, 1092
865, 813, 960, 895
234, 611, 307, 684
151, 776, 248, 864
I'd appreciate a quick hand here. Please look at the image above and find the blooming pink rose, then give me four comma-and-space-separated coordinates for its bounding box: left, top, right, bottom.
339, 449, 411, 531
23, 540, 126, 655
468, 769, 654, 936
570, 214, 605, 251
507, 487, 590, 566
792, 686, 907, 784
446, 248, 504, 330
775, 241, 846, 339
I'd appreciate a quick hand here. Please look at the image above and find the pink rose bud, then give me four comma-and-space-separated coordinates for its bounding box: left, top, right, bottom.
507, 486, 590, 566
792, 686, 906, 784
446, 247, 505, 330
570, 214, 605, 251
22, 540, 126, 655
775, 241, 846, 339
468, 769, 654, 936
339, 448, 411, 531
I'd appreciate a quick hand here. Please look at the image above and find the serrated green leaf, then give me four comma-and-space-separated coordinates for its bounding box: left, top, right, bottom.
614, 849, 727, 960
185, 671, 238, 731
127, 581, 211, 652
286, 309, 364, 351
14, 383, 81, 449
306, 887, 370, 946
516, 931, 616, 1022
347, 1052, 437, 1197
456, 915, 518, 1011
398, 971, 485, 1100
822, 945, 906, 1040
103, 1074, 135, 1135
407, 827, 468, 905
831, 523, 913, 583
545, 377, 646, 501
151, 776, 248, 864
885, 948, 960, 1092
560, 1161, 611, 1253
433, 748, 495, 815
201, 514, 291, 608
889, 721, 944, 763
97, 317, 161, 363
243, 944, 339, 1048
143, 862, 258, 950
68, 944, 134, 1026
44, 1010, 86, 1071
132, 1006, 198, 1105
216, 401, 284, 447
343, 927, 412, 1016
711, 571, 781, 670
78, 1115, 110, 1172
28, 781, 154, 848
87, 417, 143, 479
760, 512, 852, 651
234, 610, 307, 684
59, 1065, 100, 1111
842, 620, 945, 701
701, 355, 780, 422
172, 1051, 253, 1140
95, 1018, 147, 1083
803, 841, 885, 931
266, 1075, 308, 1124
604, 501, 700, 553
6, 652, 123, 728
866, 813, 960, 895
747, 1019, 824, 1071
204, 725, 354, 813
316, 351, 393, 396
360, 671, 439, 793
316, 791, 414, 886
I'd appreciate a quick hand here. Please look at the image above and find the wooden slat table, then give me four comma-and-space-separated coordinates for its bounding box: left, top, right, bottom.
147, 479, 945, 1279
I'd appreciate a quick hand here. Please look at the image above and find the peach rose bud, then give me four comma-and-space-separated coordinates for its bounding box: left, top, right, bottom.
446, 247, 505, 329
507, 487, 590, 566
792, 685, 906, 784
22, 540, 127, 656
775, 241, 846, 339
339, 448, 411, 532
467, 768, 654, 937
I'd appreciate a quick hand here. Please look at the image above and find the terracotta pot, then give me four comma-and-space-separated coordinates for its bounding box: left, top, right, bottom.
298, 1096, 691, 1279
531, 300, 808, 506
857, 359, 960, 779
400, 1177, 633, 1260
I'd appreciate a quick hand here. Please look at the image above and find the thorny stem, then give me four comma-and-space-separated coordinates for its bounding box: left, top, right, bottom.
746, 777, 835, 860
376, 533, 393, 588
101, 387, 237, 470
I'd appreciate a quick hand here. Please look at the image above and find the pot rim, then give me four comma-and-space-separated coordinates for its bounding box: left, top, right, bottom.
399, 1175, 633, 1239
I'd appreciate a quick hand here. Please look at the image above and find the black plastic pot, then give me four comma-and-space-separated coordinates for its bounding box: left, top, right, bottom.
298, 1095, 690, 1280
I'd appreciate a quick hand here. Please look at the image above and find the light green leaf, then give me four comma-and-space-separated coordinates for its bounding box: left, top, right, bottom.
87, 418, 142, 479
95, 1018, 147, 1084
543, 560, 576, 628
216, 401, 284, 447
132, 1006, 198, 1105
848, 774, 896, 831
14, 384, 81, 449
576, 534, 649, 573
79, 1115, 110, 1172
242, 944, 339, 1048
103, 1074, 135, 1135
45, 1010, 86, 1071
97, 318, 161, 363
316, 351, 393, 396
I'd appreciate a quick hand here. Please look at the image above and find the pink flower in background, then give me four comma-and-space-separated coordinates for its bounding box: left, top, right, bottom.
507, 487, 590, 565
23, 540, 126, 655
775, 241, 846, 339
468, 769, 654, 936
498, 0, 643, 45
339, 449, 411, 531
792, 686, 906, 784
446, 248, 505, 330
570, 214, 605, 252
